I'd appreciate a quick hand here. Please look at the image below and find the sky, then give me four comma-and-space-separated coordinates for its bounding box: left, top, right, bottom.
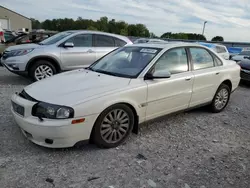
2, 0, 250, 42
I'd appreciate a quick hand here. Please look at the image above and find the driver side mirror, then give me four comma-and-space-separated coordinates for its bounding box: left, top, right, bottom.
64, 42, 74, 48
145, 70, 171, 80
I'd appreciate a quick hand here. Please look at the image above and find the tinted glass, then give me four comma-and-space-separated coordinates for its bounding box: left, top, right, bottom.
4, 33, 14, 41
153, 48, 188, 74
90, 47, 161, 78
190, 48, 214, 70
114, 38, 126, 47
95, 35, 114, 47
67, 34, 92, 47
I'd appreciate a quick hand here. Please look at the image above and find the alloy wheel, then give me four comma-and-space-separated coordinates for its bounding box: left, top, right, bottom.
34, 65, 53, 81
100, 109, 130, 144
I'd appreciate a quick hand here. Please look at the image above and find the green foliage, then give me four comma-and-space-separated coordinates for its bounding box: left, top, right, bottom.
161, 32, 206, 41
30, 17, 150, 37
211, 36, 224, 42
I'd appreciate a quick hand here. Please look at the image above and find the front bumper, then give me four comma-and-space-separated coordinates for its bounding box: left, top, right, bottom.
1, 56, 28, 74
11, 93, 98, 148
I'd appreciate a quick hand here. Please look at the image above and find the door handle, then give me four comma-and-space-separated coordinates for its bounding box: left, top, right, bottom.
185, 77, 192, 81
215, 72, 220, 75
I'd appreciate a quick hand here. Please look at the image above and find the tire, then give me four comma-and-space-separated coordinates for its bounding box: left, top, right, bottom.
29, 60, 57, 81
92, 104, 135, 148
210, 84, 231, 113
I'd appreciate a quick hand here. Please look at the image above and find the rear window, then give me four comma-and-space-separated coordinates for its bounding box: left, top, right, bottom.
215, 46, 227, 53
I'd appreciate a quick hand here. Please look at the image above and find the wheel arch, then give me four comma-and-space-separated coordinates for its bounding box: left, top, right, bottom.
221, 79, 232, 91
26, 56, 62, 73
89, 102, 139, 143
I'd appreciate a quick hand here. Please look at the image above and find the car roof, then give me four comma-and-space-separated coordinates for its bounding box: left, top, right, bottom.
128, 42, 208, 50
63, 30, 132, 43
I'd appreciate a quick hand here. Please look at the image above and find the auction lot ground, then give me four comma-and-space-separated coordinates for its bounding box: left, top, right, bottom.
0, 67, 249, 188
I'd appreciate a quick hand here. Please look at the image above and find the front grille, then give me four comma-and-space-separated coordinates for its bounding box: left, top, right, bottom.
19, 90, 38, 102
12, 101, 25, 116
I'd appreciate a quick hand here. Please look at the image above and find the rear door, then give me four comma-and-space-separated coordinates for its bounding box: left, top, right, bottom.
60, 34, 96, 69
188, 47, 223, 107
94, 34, 121, 60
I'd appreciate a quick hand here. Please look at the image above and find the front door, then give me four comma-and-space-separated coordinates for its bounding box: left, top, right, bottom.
145, 47, 194, 120
60, 34, 96, 70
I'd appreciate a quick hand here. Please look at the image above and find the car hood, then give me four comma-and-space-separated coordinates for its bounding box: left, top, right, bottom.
239, 60, 250, 69
5, 43, 40, 51
23, 69, 131, 106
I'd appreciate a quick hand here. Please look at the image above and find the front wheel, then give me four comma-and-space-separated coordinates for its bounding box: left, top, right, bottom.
93, 104, 135, 148
29, 60, 56, 81
210, 84, 231, 113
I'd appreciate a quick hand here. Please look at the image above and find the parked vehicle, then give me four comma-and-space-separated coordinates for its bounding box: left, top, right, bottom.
11, 43, 240, 148
134, 38, 166, 44
1, 30, 133, 81
238, 57, 250, 82
198, 42, 230, 60
0, 33, 29, 62
227, 47, 243, 59
231, 50, 250, 63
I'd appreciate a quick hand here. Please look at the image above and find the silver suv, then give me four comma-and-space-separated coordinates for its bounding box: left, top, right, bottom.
1, 30, 132, 81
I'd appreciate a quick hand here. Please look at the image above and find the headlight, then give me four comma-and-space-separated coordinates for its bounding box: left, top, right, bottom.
9, 48, 34, 57
32, 102, 74, 119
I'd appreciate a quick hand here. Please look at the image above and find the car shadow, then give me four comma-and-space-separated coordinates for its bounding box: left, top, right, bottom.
239, 80, 250, 88
0, 72, 32, 86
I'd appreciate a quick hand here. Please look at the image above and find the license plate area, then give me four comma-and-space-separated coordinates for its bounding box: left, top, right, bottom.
12, 101, 25, 116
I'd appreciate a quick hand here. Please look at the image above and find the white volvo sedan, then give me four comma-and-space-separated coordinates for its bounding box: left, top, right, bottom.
11, 43, 241, 148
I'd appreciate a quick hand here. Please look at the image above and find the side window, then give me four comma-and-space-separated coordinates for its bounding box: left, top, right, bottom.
213, 55, 223, 66
114, 38, 126, 47
95, 35, 115, 47
153, 48, 188, 74
66, 34, 92, 47
190, 48, 214, 70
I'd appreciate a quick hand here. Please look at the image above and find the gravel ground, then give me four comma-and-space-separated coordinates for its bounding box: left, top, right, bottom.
0, 67, 250, 188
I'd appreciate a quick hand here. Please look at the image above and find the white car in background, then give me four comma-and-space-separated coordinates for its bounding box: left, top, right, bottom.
231, 50, 250, 63
198, 42, 230, 60
134, 38, 166, 44
11, 43, 240, 148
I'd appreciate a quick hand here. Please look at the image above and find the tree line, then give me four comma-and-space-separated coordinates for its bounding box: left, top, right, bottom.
31, 17, 224, 41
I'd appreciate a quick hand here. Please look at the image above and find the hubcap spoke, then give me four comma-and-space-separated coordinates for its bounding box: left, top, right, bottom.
100, 109, 130, 144
35, 65, 53, 80
214, 88, 229, 110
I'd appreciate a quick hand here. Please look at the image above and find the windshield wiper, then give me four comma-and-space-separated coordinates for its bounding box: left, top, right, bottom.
94, 69, 126, 77
84, 67, 95, 71
38, 43, 44, 45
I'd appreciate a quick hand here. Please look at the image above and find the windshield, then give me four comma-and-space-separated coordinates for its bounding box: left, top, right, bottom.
239, 51, 250, 55
40, 31, 74, 45
90, 46, 162, 78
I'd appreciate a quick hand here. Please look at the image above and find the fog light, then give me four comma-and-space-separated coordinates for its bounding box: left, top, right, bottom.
9, 64, 19, 70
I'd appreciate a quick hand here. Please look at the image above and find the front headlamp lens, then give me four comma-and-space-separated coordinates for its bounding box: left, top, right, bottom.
56, 108, 70, 119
